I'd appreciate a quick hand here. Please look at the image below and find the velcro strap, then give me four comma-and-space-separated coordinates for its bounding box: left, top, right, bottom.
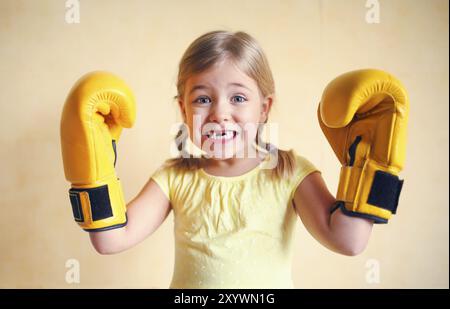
69, 191, 84, 222
69, 185, 114, 222
367, 170, 404, 214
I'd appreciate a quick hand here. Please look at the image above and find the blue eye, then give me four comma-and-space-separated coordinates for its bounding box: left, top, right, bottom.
194, 96, 211, 104
232, 95, 247, 103
193, 95, 247, 104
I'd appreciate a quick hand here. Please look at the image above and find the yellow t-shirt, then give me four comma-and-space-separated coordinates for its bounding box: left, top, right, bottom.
150, 151, 320, 289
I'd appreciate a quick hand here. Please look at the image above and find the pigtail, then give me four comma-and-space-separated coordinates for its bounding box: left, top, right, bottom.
255, 121, 278, 155
255, 121, 298, 179
162, 123, 202, 171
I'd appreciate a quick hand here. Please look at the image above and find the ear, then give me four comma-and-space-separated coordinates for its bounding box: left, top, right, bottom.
260, 94, 274, 123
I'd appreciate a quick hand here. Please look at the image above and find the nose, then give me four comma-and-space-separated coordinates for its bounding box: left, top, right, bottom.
208, 99, 232, 123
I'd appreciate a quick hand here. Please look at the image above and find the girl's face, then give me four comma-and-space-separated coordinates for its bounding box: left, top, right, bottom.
179, 57, 273, 160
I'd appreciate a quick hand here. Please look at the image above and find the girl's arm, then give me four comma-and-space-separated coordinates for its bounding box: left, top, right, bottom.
293, 171, 373, 256
89, 178, 171, 255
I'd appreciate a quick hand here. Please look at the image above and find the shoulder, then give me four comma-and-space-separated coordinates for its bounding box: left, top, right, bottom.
293, 152, 321, 186
284, 149, 320, 181
150, 158, 200, 202
277, 149, 321, 202
150, 159, 182, 189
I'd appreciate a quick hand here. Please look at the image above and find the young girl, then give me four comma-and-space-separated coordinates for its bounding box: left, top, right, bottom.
84, 30, 374, 289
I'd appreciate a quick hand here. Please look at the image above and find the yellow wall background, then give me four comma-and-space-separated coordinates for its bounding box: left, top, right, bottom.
0, 0, 448, 288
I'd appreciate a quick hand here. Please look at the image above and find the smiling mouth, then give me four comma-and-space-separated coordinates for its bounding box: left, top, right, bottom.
203, 130, 238, 141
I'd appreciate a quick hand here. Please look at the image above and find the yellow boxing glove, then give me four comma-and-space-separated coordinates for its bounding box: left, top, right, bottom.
60, 71, 136, 231
318, 69, 409, 223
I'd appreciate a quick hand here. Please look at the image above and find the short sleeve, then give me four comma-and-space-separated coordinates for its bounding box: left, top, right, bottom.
288, 155, 321, 204
150, 165, 172, 202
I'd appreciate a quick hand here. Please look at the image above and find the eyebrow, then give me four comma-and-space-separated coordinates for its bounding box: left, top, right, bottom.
188, 83, 250, 95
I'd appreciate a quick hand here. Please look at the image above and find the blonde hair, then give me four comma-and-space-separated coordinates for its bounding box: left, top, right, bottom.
164, 30, 297, 179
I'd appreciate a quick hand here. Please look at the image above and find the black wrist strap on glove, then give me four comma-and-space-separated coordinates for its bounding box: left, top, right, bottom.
330, 171, 404, 224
